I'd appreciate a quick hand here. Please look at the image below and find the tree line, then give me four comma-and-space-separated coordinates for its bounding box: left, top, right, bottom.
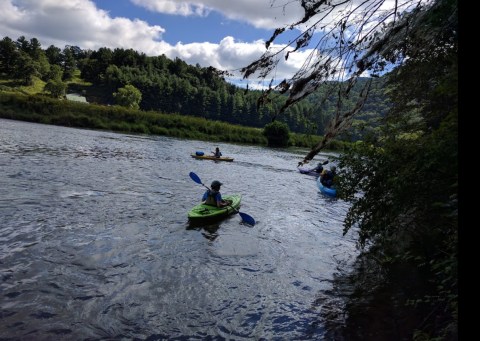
0, 35, 389, 138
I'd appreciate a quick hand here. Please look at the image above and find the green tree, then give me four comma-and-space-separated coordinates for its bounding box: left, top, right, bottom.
13, 51, 37, 85
263, 121, 290, 147
45, 45, 62, 65
62, 46, 76, 80
168, 57, 187, 76
45, 64, 63, 82
28, 37, 43, 59
0, 36, 18, 75
36, 51, 51, 80
104, 64, 122, 86
15, 36, 29, 52
113, 84, 142, 109
44, 79, 67, 98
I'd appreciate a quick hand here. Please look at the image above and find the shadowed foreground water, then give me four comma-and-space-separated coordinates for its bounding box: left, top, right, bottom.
0, 119, 357, 340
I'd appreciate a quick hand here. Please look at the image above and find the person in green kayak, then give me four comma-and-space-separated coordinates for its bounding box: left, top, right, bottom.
212, 147, 222, 158
202, 180, 232, 207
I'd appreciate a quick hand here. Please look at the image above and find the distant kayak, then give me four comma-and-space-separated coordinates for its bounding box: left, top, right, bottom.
298, 167, 320, 176
188, 194, 241, 221
317, 176, 337, 197
191, 154, 234, 162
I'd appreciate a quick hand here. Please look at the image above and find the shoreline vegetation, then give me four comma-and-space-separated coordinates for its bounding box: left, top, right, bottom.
0, 91, 347, 151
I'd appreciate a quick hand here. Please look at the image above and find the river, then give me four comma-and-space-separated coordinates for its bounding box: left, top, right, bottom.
0, 118, 357, 340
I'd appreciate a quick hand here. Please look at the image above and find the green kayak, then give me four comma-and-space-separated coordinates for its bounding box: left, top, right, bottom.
188, 194, 241, 221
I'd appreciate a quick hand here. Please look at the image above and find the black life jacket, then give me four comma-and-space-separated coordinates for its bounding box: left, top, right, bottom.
204, 189, 220, 206
320, 170, 335, 185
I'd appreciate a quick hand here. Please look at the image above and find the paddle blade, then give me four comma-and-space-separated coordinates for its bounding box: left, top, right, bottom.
239, 212, 255, 226
189, 172, 202, 184
322, 160, 329, 165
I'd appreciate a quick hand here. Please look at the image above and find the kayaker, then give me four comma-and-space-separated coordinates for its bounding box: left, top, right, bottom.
212, 147, 222, 158
202, 180, 232, 208
320, 166, 336, 188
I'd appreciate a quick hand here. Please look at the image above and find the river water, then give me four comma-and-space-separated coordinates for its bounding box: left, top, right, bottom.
0, 119, 357, 340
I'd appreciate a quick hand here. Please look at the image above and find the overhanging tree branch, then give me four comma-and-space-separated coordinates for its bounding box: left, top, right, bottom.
240, 0, 442, 163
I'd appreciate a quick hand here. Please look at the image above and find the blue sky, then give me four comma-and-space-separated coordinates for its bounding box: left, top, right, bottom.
0, 0, 310, 87
0, 0, 409, 86
99, 0, 278, 45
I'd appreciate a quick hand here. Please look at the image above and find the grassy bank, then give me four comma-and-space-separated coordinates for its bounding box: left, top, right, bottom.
0, 92, 347, 150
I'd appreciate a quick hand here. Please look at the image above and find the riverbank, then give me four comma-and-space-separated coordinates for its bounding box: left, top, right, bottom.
0, 92, 347, 150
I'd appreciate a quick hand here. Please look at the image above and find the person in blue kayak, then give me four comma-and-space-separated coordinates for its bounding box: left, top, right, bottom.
212, 147, 222, 158
320, 166, 337, 188
202, 180, 231, 207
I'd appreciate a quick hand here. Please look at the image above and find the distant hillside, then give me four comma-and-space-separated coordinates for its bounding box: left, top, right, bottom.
1, 35, 390, 137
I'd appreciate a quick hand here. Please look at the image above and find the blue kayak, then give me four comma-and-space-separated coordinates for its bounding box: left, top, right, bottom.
317, 176, 337, 197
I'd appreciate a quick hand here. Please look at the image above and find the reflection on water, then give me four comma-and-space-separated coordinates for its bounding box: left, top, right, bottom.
187, 218, 224, 241
0, 119, 357, 339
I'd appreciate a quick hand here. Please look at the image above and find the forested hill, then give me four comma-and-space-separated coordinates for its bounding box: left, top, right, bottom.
0, 35, 389, 136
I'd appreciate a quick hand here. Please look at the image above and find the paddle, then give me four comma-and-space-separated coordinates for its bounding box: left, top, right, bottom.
298, 159, 329, 172
298, 159, 329, 168
298, 159, 328, 166
189, 172, 256, 226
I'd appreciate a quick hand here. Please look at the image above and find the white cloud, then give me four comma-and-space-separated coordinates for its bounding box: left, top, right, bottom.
132, 0, 305, 29
146, 36, 311, 85
0, 0, 312, 84
0, 0, 166, 50
130, 0, 416, 33
131, 0, 211, 17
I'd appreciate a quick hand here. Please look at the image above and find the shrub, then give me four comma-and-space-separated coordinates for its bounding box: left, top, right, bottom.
263, 121, 290, 147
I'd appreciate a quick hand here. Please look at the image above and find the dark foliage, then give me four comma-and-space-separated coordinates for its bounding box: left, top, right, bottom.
263, 121, 291, 147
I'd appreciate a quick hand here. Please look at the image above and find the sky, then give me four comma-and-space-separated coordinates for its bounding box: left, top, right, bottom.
0, 0, 415, 87
0, 0, 315, 87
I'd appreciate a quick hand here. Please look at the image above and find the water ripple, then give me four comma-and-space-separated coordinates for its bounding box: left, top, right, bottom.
0, 119, 357, 339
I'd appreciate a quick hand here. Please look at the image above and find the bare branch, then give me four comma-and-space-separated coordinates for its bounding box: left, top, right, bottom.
298, 79, 372, 166
241, 0, 439, 164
